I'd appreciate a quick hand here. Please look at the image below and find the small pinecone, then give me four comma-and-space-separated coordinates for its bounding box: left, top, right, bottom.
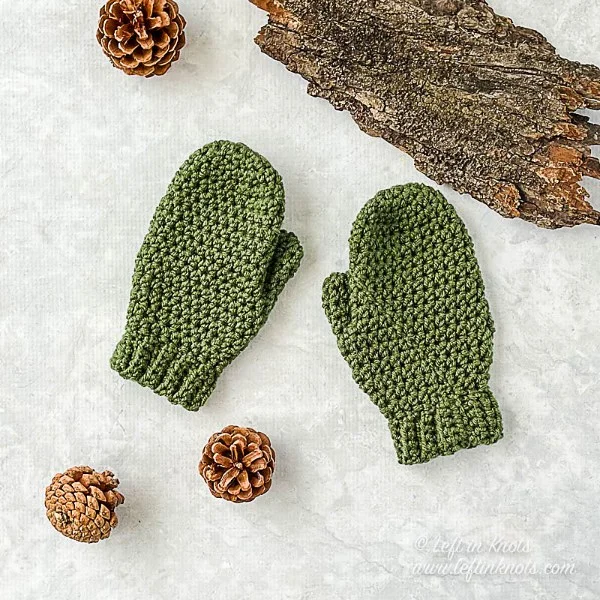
199, 426, 275, 503
96, 0, 186, 77
45, 466, 125, 543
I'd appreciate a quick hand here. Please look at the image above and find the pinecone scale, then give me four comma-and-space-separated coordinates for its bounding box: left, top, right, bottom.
199, 426, 275, 503
97, 0, 186, 77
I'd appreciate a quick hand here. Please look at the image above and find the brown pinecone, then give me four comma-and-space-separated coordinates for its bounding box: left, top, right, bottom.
45, 466, 125, 543
199, 426, 275, 503
96, 0, 186, 77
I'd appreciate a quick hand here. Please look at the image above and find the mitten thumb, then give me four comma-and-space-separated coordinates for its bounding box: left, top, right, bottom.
261, 230, 304, 315
322, 272, 350, 336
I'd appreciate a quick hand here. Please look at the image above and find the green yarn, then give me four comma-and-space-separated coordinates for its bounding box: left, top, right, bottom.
322, 184, 503, 465
111, 140, 304, 410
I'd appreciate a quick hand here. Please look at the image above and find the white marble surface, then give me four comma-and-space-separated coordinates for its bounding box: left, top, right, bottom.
1, 1, 600, 598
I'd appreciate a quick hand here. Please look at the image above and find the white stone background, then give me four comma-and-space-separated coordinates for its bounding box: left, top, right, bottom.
1, 1, 599, 598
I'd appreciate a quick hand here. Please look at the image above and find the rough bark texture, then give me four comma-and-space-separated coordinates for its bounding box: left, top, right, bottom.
249, 0, 600, 228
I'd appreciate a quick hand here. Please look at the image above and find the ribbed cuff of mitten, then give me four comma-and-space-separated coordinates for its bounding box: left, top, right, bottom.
384, 388, 503, 465
110, 336, 221, 411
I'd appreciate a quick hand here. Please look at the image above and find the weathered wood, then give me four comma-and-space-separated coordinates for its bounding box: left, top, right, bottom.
248, 0, 600, 228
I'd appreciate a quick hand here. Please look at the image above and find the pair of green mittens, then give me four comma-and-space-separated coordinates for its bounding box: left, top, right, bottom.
112, 141, 502, 464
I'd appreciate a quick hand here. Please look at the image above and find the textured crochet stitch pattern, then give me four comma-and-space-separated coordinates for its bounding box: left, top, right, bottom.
322, 184, 503, 465
111, 140, 304, 410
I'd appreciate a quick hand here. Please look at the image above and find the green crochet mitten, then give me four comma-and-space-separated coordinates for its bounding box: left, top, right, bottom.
323, 184, 502, 465
111, 140, 304, 410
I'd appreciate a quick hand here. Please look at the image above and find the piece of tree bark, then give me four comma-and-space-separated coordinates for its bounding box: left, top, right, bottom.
248, 0, 600, 228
